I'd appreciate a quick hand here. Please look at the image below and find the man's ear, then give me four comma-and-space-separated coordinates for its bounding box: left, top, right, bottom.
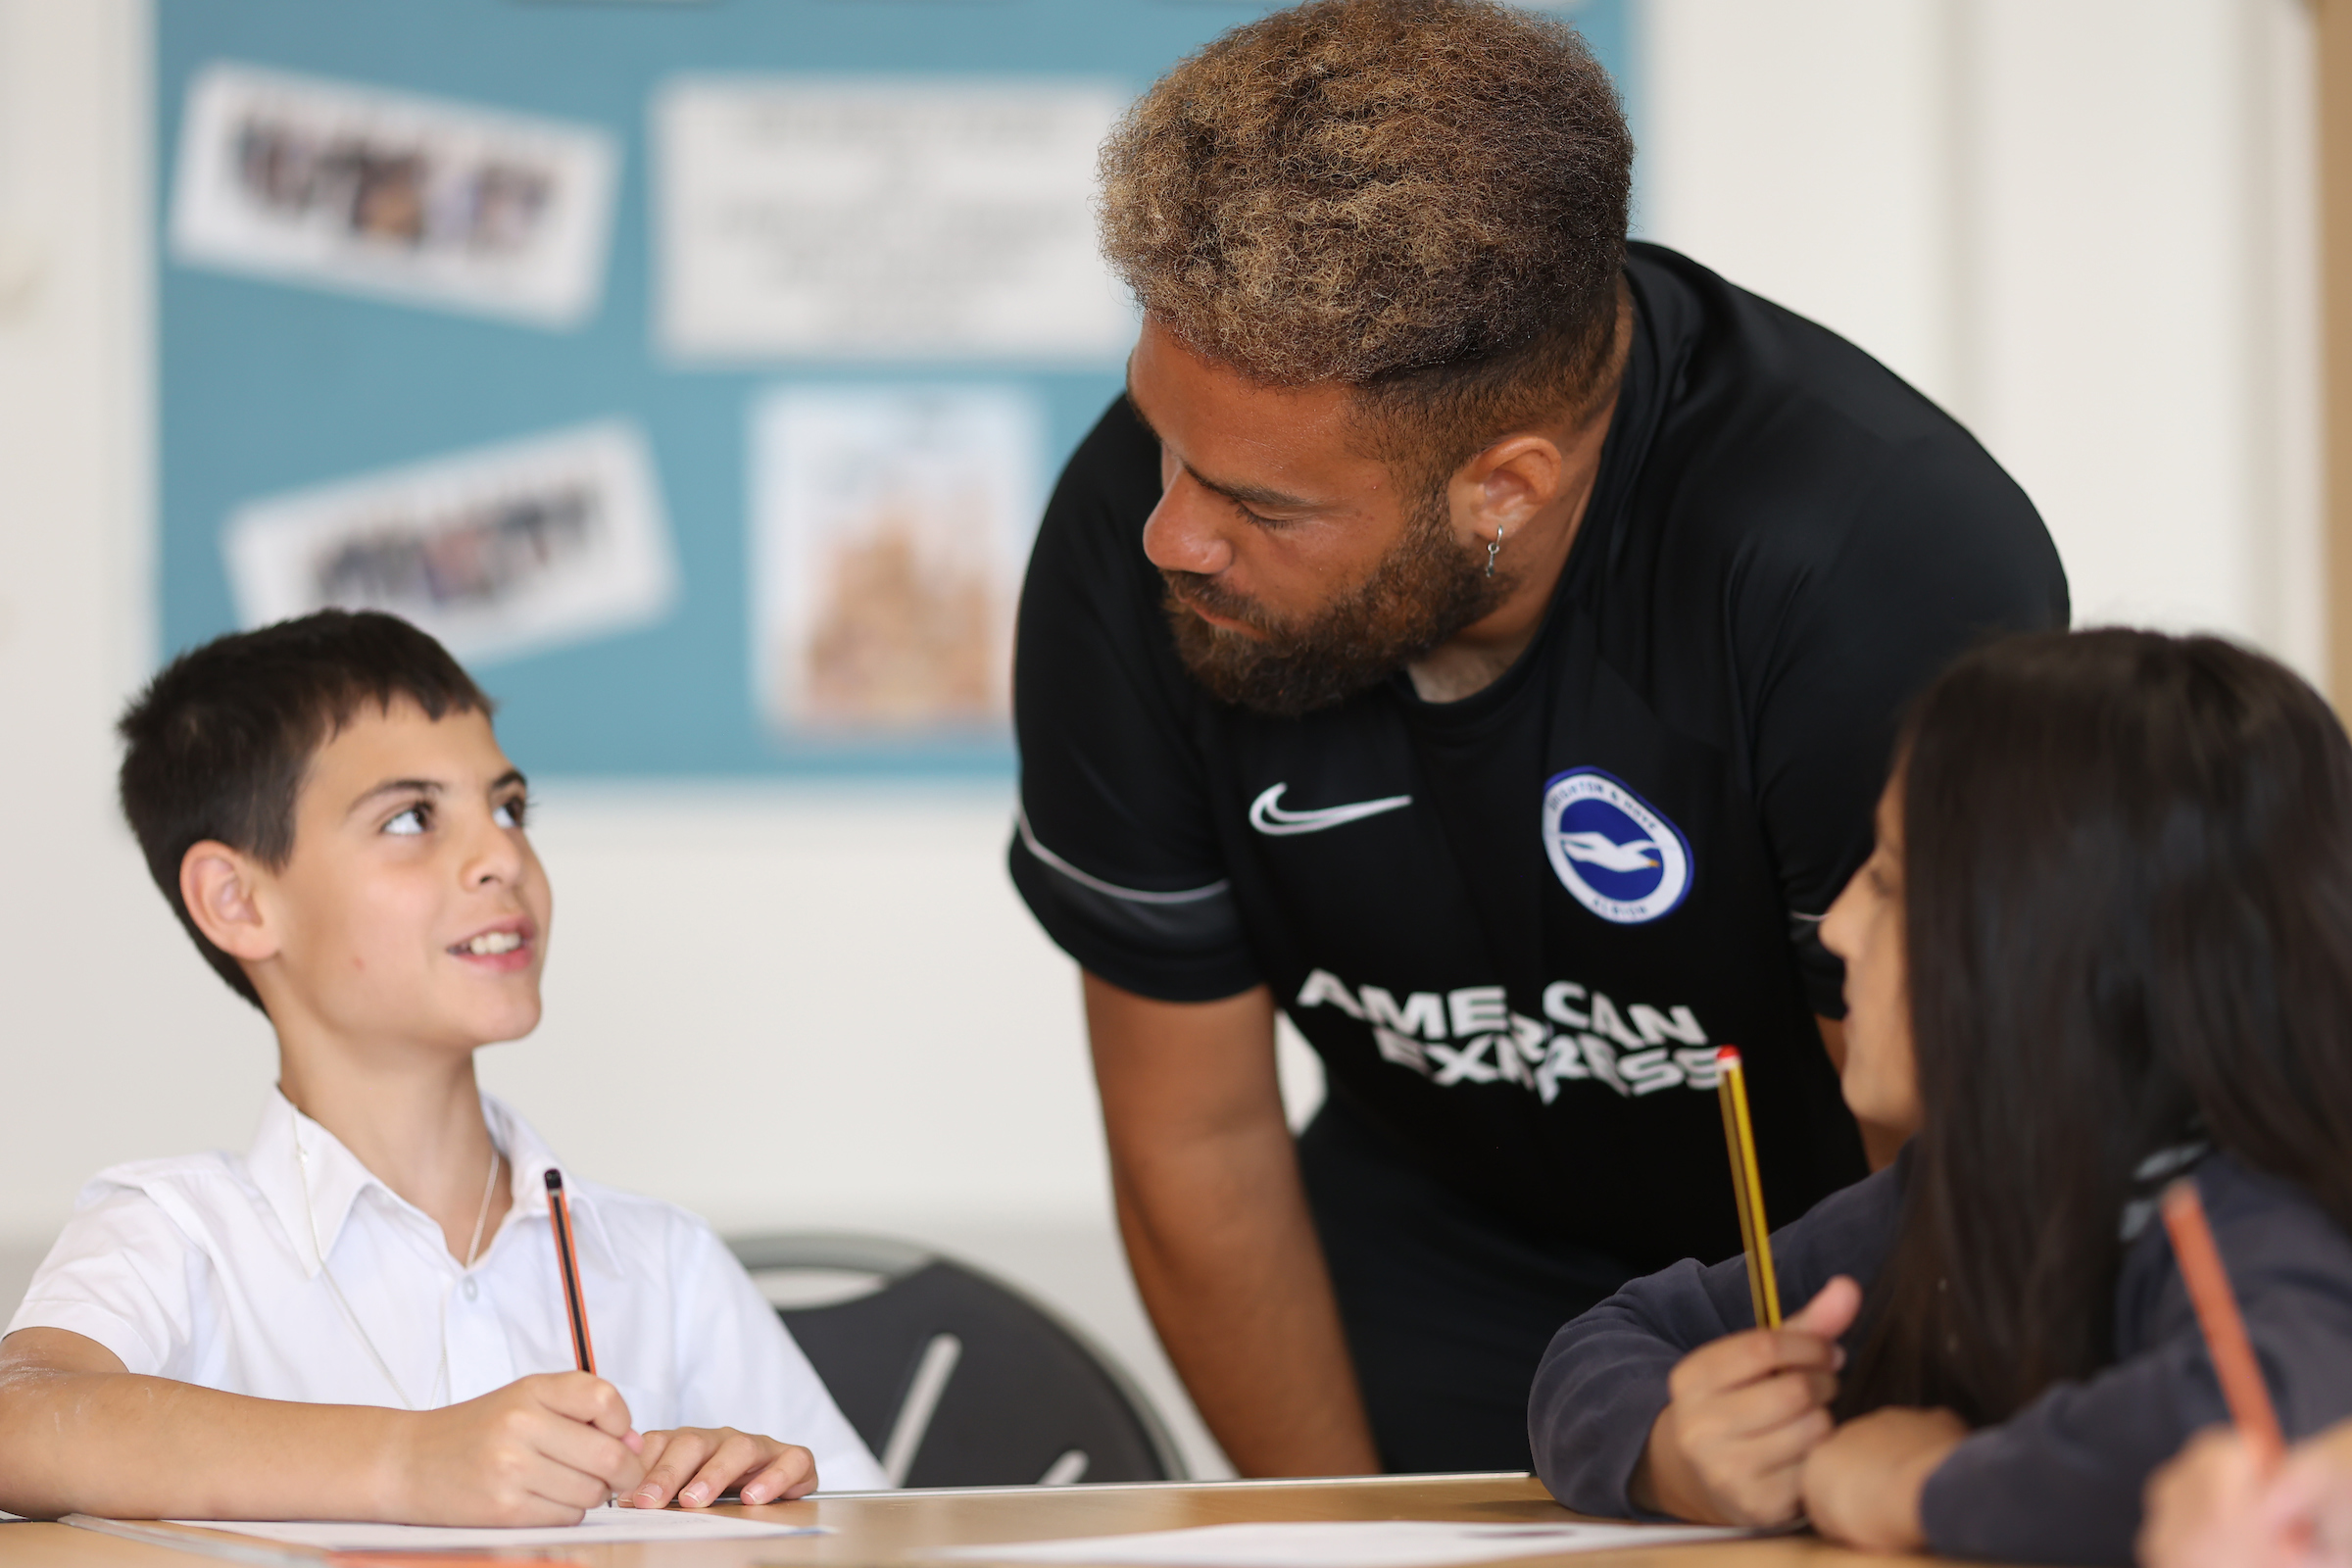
1450, 433, 1566, 543
180, 841, 279, 963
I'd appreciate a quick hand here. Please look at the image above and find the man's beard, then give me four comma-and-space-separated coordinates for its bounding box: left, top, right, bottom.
1161, 491, 1512, 718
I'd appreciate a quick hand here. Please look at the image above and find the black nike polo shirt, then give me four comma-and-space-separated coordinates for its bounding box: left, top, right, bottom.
1008, 243, 2068, 1270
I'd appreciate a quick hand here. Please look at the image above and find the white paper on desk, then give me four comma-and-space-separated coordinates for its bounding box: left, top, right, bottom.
931, 1520, 1761, 1568
167, 1508, 828, 1549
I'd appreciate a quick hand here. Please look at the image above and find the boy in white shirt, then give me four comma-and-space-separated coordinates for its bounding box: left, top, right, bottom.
0, 611, 887, 1522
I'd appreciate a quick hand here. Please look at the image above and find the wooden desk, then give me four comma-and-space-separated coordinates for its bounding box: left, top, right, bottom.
0, 1476, 1914, 1568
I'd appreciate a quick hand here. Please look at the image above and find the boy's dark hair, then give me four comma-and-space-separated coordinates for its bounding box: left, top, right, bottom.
118, 611, 491, 1011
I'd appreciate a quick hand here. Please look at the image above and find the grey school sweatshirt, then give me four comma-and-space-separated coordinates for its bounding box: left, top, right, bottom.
1528, 1152, 2352, 1566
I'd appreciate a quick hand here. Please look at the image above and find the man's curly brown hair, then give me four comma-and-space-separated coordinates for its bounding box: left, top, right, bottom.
1101, 0, 1634, 474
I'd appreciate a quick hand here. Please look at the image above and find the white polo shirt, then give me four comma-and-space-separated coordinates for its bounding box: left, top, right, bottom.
5, 1091, 887, 1493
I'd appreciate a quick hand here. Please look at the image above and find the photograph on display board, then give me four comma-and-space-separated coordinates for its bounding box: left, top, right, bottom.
656, 79, 1133, 362
172, 62, 617, 327
749, 387, 1043, 737
222, 421, 680, 666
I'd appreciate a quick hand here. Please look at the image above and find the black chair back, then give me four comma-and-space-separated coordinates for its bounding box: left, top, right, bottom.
728, 1233, 1185, 1490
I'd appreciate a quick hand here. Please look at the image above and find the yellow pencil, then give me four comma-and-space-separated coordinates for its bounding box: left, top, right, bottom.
1715, 1046, 1782, 1328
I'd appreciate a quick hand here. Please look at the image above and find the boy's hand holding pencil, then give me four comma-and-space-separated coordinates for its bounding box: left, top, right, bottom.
383, 1372, 646, 1527
545, 1170, 823, 1510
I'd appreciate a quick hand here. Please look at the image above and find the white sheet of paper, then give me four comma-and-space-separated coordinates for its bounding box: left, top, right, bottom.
930, 1521, 1761, 1568
656, 78, 1132, 360
166, 1508, 826, 1549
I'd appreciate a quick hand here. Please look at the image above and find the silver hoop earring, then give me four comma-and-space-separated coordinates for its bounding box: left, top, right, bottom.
1486, 525, 1503, 578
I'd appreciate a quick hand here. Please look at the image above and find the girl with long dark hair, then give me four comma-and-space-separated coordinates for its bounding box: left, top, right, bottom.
1530, 629, 2352, 1564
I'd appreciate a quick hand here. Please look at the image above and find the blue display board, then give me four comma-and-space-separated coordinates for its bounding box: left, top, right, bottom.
156, 0, 1635, 776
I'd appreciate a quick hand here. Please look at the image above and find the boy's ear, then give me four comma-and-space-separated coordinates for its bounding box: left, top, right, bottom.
179, 841, 279, 963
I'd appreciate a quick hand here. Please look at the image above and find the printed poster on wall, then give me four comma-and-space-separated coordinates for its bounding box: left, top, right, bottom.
749, 386, 1044, 739
172, 63, 618, 327
656, 79, 1133, 361
222, 420, 680, 665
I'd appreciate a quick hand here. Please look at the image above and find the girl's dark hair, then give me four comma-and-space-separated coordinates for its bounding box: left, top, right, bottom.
1839, 628, 2352, 1424
117, 610, 490, 1012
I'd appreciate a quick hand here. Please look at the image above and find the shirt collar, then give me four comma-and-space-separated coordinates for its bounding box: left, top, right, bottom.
246, 1090, 378, 1279
483, 1094, 619, 1272
247, 1088, 616, 1277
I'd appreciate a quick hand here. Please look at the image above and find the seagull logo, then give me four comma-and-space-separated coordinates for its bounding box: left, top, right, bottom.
1541, 767, 1694, 924
1554, 831, 1662, 874
1249, 783, 1414, 837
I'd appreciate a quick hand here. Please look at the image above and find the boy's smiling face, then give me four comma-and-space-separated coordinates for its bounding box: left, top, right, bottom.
197, 697, 553, 1058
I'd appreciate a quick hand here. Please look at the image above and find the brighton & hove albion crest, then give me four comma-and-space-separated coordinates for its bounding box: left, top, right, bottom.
1541, 767, 1693, 924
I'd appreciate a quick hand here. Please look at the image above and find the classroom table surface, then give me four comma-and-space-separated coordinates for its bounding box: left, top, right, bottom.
0, 1474, 1933, 1568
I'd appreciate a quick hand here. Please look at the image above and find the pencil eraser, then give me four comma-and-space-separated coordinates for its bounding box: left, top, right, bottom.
1716, 1046, 1742, 1066
545, 1169, 564, 1192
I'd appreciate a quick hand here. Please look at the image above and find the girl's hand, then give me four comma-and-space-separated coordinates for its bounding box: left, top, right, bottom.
626, 1427, 816, 1508
1798, 1404, 1968, 1551
2141, 1425, 2352, 1568
1633, 1277, 1862, 1525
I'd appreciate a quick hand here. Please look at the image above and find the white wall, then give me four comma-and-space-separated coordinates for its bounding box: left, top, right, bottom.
1642, 0, 2323, 678
1642, 0, 1964, 401
0, 0, 2323, 1486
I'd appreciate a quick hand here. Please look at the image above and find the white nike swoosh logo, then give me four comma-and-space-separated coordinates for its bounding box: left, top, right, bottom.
1249, 782, 1414, 837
